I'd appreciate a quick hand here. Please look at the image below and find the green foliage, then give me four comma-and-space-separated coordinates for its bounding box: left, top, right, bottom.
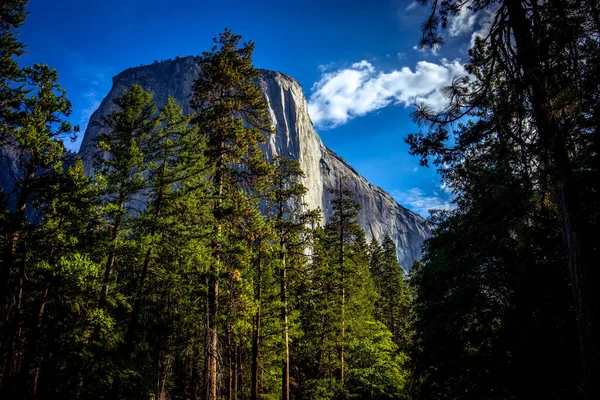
292, 188, 411, 400
370, 236, 413, 351
347, 321, 409, 400
0, 23, 449, 400
0, 0, 28, 141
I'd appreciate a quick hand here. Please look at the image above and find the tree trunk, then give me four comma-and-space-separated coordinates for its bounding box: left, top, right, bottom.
0, 163, 34, 316
16, 286, 49, 399
227, 326, 233, 400
280, 250, 290, 400
98, 202, 124, 308
505, 1, 599, 397
251, 245, 263, 400
204, 263, 219, 400
205, 149, 223, 400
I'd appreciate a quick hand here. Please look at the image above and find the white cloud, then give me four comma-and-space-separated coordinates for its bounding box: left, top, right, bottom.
412, 43, 441, 55
469, 8, 495, 47
351, 60, 375, 72
439, 181, 454, 196
392, 187, 456, 217
307, 58, 467, 128
448, 2, 478, 37
446, 2, 498, 48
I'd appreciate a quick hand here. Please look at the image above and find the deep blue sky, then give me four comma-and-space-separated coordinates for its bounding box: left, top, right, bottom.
18, 0, 481, 215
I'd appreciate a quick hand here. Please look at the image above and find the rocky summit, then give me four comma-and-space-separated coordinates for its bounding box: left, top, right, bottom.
78, 56, 430, 270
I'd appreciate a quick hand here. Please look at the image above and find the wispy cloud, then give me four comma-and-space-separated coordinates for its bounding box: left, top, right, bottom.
448, 2, 477, 37
392, 187, 455, 217
79, 91, 102, 130
405, 1, 419, 11
307, 58, 466, 129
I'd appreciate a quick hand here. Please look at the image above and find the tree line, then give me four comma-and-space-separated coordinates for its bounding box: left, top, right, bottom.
0, 3, 413, 399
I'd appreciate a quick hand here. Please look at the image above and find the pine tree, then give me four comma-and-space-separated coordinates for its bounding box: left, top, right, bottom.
325, 179, 362, 392
0, 0, 28, 142
17, 160, 102, 398
264, 156, 320, 400
93, 84, 158, 308
372, 236, 413, 351
112, 96, 211, 397
410, 1, 600, 395
191, 29, 273, 400
0, 64, 79, 395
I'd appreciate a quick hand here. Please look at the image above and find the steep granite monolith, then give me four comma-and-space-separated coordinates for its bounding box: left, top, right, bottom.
78, 56, 430, 269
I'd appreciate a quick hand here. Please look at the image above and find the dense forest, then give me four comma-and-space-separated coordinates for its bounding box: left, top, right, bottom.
0, 0, 598, 399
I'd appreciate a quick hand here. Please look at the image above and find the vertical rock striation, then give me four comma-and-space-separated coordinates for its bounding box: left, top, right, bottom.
78, 57, 430, 270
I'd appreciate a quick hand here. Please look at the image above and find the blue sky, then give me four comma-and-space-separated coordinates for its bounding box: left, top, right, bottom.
18, 0, 488, 216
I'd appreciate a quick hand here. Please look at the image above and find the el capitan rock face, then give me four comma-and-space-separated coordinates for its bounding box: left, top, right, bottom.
78, 56, 430, 270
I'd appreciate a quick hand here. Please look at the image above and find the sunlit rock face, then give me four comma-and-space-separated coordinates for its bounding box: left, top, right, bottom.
78, 56, 430, 270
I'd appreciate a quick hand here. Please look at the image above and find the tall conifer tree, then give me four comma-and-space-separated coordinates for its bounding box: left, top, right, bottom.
93, 84, 158, 308
191, 29, 273, 400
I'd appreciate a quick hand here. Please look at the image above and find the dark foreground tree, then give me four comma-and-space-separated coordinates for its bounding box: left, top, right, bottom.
410, 0, 599, 397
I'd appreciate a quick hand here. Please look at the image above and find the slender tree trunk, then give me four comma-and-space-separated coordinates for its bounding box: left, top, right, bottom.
98, 201, 124, 308
124, 186, 164, 353
280, 249, 290, 400
16, 286, 49, 398
237, 340, 243, 399
205, 255, 219, 400
205, 149, 223, 400
506, 1, 599, 397
0, 164, 34, 315
251, 245, 263, 400
227, 326, 233, 400
234, 341, 240, 400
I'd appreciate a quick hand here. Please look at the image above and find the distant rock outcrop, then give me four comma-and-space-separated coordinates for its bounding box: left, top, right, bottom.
76, 56, 430, 269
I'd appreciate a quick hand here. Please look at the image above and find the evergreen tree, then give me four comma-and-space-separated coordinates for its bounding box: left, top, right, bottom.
372, 236, 413, 351
264, 156, 320, 400
114, 96, 211, 397
294, 189, 409, 400
410, 1, 600, 395
17, 160, 103, 398
93, 83, 158, 308
409, 150, 582, 399
0, 0, 28, 142
325, 180, 362, 391
191, 28, 273, 400
0, 64, 79, 395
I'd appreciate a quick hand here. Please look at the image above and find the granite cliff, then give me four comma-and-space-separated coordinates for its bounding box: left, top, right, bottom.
78, 56, 430, 270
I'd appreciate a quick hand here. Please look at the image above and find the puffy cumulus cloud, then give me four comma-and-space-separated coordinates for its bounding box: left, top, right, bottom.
392, 187, 455, 217
307, 59, 467, 128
